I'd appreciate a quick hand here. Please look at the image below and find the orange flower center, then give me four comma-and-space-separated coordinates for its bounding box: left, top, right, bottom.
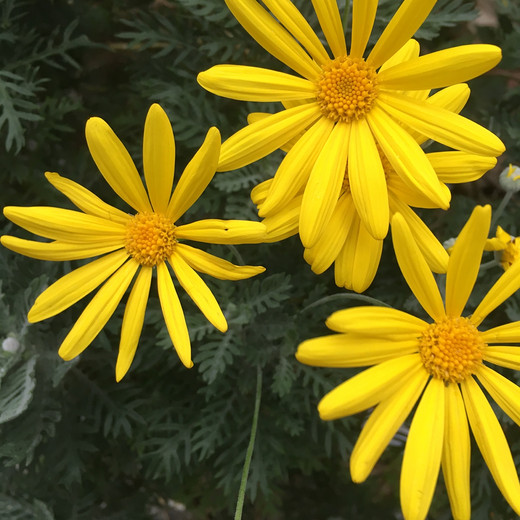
419, 317, 485, 383
316, 57, 378, 123
125, 212, 176, 266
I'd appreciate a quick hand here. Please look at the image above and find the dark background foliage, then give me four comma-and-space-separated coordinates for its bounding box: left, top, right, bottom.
1, 0, 520, 518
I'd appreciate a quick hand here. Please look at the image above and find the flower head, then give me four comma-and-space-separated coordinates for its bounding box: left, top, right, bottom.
296, 205, 520, 520
198, 0, 504, 248
250, 57, 497, 292
1, 104, 266, 381
485, 225, 520, 270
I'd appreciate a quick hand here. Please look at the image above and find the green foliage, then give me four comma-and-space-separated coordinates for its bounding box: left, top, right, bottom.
0, 0, 90, 154
1, 0, 520, 519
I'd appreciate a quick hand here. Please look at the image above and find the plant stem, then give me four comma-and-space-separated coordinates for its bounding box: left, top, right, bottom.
491, 190, 513, 231
234, 365, 263, 520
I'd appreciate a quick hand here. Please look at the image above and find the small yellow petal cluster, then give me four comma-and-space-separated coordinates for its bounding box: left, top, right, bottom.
501, 238, 520, 270
486, 225, 520, 271
419, 317, 485, 383
316, 57, 378, 123
125, 212, 176, 266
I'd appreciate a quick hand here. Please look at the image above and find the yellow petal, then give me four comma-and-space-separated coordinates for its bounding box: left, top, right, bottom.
349, 0, 378, 58
428, 152, 497, 183
304, 192, 355, 275
350, 368, 428, 483
367, 105, 450, 209
85, 117, 152, 213
378, 39, 420, 73
143, 104, 175, 214
3, 206, 126, 243
348, 117, 389, 240
482, 321, 520, 343
310, 0, 346, 58
262, 196, 301, 242
260, 116, 334, 217
471, 257, 520, 326
367, 0, 437, 69
441, 383, 471, 520
400, 378, 445, 520
389, 197, 449, 274
0, 235, 123, 261
217, 103, 322, 172
28, 249, 129, 323
176, 219, 266, 244
175, 243, 265, 281
58, 259, 139, 361
425, 83, 470, 114
197, 65, 317, 101
300, 121, 350, 248
477, 364, 520, 427
391, 213, 446, 321
445, 205, 491, 317
485, 236, 509, 252
461, 377, 520, 514
170, 252, 227, 333
377, 91, 505, 156
296, 334, 418, 368
223, 0, 321, 80
317, 354, 422, 420
45, 172, 130, 225
387, 174, 441, 209
483, 346, 520, 371
496, 225, 512, 243
334, 217, 383, 293
395, 83, 471, 147
262, 0, 330, 65
116, 266, 152, 382
250, 178, 272, 206
379, 45, 502, 90
326, 306, 427, 336
157, 262, 193, 368
167, 127, 220, 222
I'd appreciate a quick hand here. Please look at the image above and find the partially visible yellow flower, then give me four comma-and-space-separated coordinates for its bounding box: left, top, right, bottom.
297, 205, 520, 520
198, 0, 504, 248
485, 225, 520, 270
1, 104, 266, 381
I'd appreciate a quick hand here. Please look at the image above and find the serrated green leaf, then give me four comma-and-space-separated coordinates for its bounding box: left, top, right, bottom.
0, 356, 36, 424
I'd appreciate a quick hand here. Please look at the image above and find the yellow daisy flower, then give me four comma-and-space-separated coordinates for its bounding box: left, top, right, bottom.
296, 205, 520, 520
485, 225, 520, 270
198, 0, 504, 248
250, 66, 497, 292
1, 104, 266, 381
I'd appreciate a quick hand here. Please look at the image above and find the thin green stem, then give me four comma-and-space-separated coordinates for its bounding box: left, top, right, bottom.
234, 365, 262, 520
301, 292, 391, 313
491, 190, 513, 231
479, 259, 499, 272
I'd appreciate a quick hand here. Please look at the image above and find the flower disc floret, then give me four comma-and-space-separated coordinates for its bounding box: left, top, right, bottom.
419, 317, 485, 383
316, 57, 379, 123
125, 212, 176, 267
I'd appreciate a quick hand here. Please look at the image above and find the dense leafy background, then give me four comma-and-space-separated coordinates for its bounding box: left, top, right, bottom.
1, 0, 520, 518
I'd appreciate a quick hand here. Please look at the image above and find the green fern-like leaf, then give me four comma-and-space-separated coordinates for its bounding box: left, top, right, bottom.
0, 355, 37, 425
